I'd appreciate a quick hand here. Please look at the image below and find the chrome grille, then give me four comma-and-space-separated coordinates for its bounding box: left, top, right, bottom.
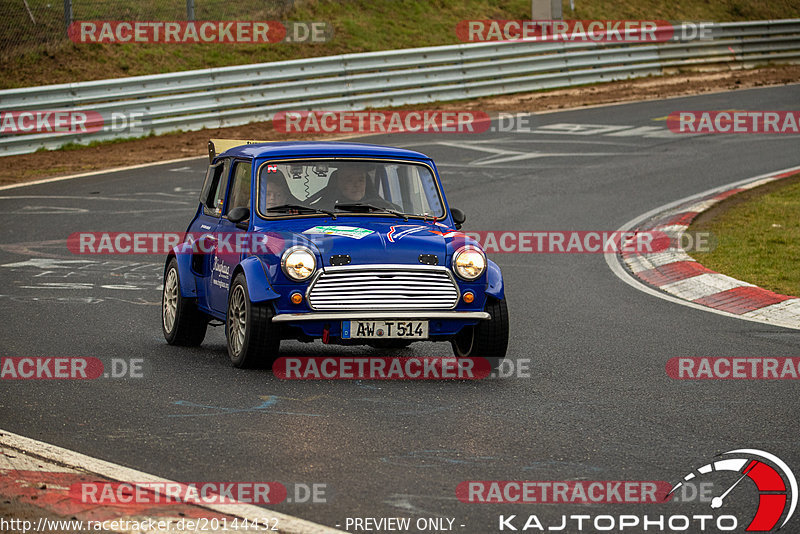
307, 266, 459, 310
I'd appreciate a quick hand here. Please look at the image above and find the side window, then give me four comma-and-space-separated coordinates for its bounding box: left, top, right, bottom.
226, 161, 253, 215
202, 158, 230, 217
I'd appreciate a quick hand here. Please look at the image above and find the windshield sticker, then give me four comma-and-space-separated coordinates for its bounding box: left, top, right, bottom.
303, 226, 374, 239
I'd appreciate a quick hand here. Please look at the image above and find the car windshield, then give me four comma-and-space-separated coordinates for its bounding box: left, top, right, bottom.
257, 159, 445, 219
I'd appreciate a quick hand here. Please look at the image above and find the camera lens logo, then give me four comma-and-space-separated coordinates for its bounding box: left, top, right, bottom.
668, 449, 797, 531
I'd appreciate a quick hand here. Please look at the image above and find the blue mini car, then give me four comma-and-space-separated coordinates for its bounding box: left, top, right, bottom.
161, 140, 508, 369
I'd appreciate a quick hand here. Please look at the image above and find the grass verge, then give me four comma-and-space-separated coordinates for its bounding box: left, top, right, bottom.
688, 172, 800, 297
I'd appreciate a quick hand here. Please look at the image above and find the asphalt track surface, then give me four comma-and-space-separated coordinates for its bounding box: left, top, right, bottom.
1, 84, 799, 533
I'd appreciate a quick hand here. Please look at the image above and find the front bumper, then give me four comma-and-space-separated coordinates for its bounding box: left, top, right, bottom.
272, 311, 490, 322
273, 311, 489, 339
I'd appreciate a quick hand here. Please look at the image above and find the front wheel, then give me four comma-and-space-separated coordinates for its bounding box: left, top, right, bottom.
226, 273, 280, 368
162, 258, 207, 346
451, 297, 509, 371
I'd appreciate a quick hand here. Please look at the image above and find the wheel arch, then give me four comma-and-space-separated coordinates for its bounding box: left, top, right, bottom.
232, 256, 281, 304
165, 244, 198, 298
485, 259, 505, 300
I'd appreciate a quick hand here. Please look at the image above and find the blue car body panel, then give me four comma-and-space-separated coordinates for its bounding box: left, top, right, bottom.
167, 242, 198, 298
222, 141, 432, 161
485, 260, 505, 300
236, 256, 281, 303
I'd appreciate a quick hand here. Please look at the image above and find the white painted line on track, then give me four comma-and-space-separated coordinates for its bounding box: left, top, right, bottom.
0, 156, 205, 192
605, 163, 800, 331
0, 134, 373, 192
0, 429, 347, 534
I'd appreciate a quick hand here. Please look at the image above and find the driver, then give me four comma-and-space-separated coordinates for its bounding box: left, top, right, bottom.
336, 166, 369, 202
265, 177, 291, 207
316, 165, 397, 210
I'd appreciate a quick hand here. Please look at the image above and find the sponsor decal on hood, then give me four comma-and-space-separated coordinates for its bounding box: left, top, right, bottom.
302, 225, 375, 239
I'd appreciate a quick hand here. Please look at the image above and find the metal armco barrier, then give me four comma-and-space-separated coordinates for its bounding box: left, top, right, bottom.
1, 19, 798, 156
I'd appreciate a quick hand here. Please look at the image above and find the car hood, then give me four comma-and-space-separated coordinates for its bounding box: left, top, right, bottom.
253, 218, 474, 267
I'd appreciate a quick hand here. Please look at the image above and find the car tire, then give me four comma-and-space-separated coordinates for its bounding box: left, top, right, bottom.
162, 258, 208, 346
226, 273, 280, 369
451, 297, 508, 371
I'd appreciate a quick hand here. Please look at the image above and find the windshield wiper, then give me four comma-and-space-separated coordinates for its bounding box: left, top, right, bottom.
267, 203, 337, 219
334, 202, 409, 221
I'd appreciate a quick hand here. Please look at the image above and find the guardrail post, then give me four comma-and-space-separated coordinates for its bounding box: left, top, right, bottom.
63, 0, 72, 30
532, 0, 562, 20
187, 0, 195, 21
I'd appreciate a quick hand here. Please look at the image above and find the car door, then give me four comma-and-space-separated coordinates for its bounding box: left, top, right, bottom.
192, 157, 230, 310
207, 159, 253, 314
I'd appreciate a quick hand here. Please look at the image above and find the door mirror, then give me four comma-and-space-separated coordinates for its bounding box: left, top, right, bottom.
228, 207, 250, 225
450, 207, 466, 229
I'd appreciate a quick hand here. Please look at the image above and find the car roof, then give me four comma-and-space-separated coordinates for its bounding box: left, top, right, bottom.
219, 141, 432, 161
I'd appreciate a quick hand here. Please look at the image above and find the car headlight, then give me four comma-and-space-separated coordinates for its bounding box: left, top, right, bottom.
453, 246, 486, 281
281, 246, 316, 281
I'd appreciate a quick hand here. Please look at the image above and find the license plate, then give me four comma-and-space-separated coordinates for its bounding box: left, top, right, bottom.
342, 320, 428, 339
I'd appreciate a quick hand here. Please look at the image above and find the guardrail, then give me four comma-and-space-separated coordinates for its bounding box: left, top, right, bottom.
1, 19, 798, 156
